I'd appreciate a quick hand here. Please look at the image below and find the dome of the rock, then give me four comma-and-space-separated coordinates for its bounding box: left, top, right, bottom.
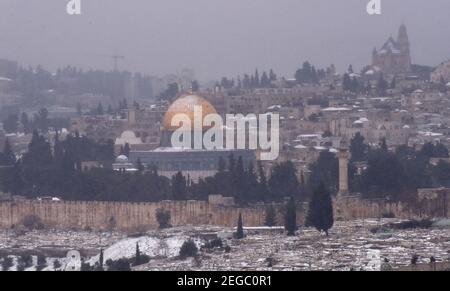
162, 94, 218, 131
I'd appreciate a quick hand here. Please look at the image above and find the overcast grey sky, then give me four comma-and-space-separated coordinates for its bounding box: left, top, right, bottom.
0, 0, 449, 81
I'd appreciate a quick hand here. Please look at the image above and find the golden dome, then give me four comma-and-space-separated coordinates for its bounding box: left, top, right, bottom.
163, 94, 218, 131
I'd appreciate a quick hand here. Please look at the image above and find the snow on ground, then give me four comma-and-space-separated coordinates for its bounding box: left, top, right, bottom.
1, 220, 450, 271
87, 235, 203, 265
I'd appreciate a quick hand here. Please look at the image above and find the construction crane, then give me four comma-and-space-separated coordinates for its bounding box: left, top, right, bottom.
99, 55, 125, 71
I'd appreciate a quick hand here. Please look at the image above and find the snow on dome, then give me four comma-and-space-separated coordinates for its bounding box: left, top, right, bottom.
115, 155, 129, 163
446, 82, 450, 87
115, 130, 142, 146
267, 105, 282, 110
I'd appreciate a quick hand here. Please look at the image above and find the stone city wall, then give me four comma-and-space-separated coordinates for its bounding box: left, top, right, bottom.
0, 196, 448, 232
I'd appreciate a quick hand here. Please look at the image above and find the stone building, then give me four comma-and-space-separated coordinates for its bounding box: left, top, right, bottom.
372, 24, 412, 75
431, 60, 450, 84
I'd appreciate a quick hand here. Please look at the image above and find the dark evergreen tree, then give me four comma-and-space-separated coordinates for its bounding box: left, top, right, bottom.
308, 151, 339, 193
135, 243, 141, 266
260, 71, 270, 88
254, 69, 260, 87
35, 108, 49, 132
264, 204, 277, 227
2, 114, 19, 133
306, 183, 334, 235
171, 171, 187, 200
257, 161, 270, 202
284, 197, 297, 236
350, 132, 368, 162
377, 73, 388, 96
268, 161, 299, 201
348, 64, 354, 74
269, 69, 277, 82
97, 102, 104, 115
98, 249, 104, 268
236, 213, 244, 239
123, 143, 131, 157
2, 138, 16, 166
342, 73, 352, 92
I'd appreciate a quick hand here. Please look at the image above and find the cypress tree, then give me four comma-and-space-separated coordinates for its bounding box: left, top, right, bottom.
236, 213, 244, 239
99, 249, 104, 267
285, 197, 297, 236
135, 243, 141, 265
257, 161, 270, 202
123, 143, 131, 157
306, 183, 334, 236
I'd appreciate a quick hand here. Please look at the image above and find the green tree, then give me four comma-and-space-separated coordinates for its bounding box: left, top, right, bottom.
268, 161, 299, 201
171, 171, 187, 200
2, 138, 16, 166
309, 151, 339, 195
260, 71, 270, 87
269, 69, 277, 82
257, 161, 270, 202
284, 197, 297, 236
306, 183, 334, 235
179, 240, 198, 259
123, 143, 131, 157
350, 133, 368, 162
99, 249, 104, 268
35, 108, 49, 132
2, 114, 19, 133
97, 102, 104, 115
342, 73, 352, 92
135, 243, 141, 266
236, 213, 244, 239
155, 208, 171, 229
264, 205, 277, 227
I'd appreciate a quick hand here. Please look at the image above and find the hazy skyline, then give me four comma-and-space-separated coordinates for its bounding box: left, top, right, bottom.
0, 0, 449, 81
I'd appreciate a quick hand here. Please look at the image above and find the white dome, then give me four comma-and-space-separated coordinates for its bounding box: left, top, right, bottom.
121, 130, 137, 139
116, 155, 129, 163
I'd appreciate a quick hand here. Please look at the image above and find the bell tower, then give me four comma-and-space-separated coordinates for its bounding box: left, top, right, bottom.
397, 23, 411, 73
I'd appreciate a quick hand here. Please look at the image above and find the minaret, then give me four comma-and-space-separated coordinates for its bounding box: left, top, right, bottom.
337, 140, 351, 197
